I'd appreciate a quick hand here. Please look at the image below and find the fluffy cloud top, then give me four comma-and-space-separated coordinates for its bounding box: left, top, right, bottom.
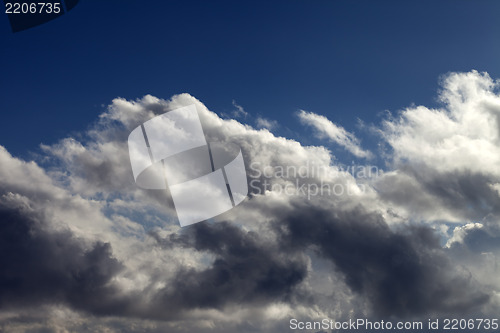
376, 70, 500, 222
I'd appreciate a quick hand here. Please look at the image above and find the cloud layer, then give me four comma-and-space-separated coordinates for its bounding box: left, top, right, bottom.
1, 70, 500, 332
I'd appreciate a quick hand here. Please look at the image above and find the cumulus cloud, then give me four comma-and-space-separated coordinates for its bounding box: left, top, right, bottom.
1, 71, 500, 331
298, 110, 373, 159
376, 70, 500, 223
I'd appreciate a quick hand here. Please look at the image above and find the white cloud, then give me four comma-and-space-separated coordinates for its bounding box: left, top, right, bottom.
231, 100, 248, 118
255, 116, 278, 130
382, 71, 500, 176
298, 109, 373, 159
375, 70, 500, 223
445, 222, 484, 248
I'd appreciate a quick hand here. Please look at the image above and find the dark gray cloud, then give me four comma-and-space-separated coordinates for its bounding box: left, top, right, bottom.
0, 196, 489, 324
0, 200, 309, 323
150, 222, 309, 313
148, 203, 491, 320
0, 205, 124, 315
272, 204, 490, 318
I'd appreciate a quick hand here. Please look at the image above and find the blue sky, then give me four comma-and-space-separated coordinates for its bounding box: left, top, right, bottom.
2, 0, 500, 158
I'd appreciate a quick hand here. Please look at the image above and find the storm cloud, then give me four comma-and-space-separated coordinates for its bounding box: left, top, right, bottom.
0, 204, 123, 315
273, 205, 490, 318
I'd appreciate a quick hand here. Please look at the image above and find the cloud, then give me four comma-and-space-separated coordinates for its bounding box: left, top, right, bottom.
231, 100, 248, 118
375, 70, 500, 223
273, 204, 489, 318
298, 110, 373, 159
445, 222, 485, 248
382, 71, 500, 176
255, 116, 278, 130
0, 94, 340, 331
149, 222, 309, 313
0, 201, 123, 315
0, 145, 311, 328
1, 71, 500, 331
